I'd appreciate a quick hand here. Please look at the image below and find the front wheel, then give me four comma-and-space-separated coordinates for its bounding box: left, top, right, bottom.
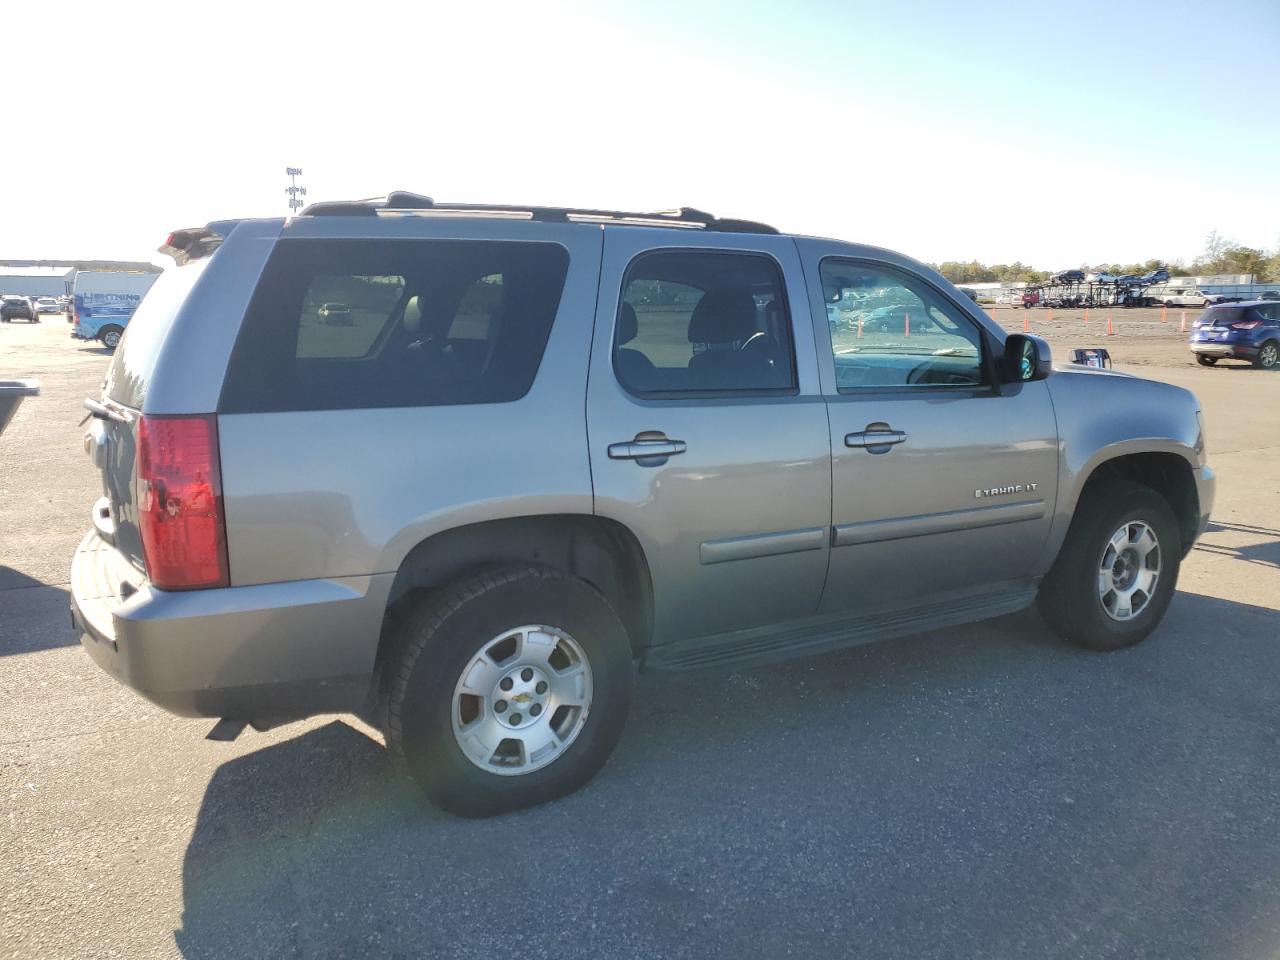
387, 566, 634, 817
1255, 340, 1278, 370
1195, 354, 1218, 367
1038, 481, 1181, 651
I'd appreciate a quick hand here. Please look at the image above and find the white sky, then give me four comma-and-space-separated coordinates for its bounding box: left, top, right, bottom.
3, 0, 1277, 268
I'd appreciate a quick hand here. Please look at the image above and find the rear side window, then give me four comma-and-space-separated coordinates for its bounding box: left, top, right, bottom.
105, 261, 207, 409
220, 240, 569, 413
615, 250, 796, 396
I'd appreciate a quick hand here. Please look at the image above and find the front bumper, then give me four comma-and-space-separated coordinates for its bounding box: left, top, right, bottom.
1193, 465, 1216, 545
70, 531, 393, 723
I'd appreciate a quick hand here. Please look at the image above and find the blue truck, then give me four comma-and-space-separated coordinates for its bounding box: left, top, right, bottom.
70, 271, 160, 349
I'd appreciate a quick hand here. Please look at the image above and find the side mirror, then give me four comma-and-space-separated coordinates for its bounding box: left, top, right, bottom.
1001, 334, 1052, 382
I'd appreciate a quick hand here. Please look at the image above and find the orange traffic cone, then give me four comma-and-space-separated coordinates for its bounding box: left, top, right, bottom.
904, 312, 911, 337
1084, 307, 1090, 324
1161, 304, 1168, 323
1047, 307, 1054, 322
1106, 312, 1115, 336
1023, 312, 1030, 333
1179, 312, 1187, 333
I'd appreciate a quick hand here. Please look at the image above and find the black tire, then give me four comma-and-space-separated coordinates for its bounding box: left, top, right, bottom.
1038, 480, 1181, 651
1195, 354, 1218, 366
387, 565, 634, 817
98, 326, 123, 350
1254, 339, 1278, 370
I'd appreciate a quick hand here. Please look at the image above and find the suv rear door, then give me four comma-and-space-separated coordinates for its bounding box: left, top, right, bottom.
587, 228, 831, 648
800, 239, 1059, 615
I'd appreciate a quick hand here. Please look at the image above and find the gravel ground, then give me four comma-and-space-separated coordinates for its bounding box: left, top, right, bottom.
2, 318, 1278, 960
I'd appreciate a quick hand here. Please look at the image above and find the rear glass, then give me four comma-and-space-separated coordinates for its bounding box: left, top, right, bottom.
1202, 307, 1242, 327
104, 260, 209, 409
219, 239, 569, 413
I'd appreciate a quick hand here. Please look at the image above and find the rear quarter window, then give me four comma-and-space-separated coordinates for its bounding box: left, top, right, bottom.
219, 239, 570, 413
104, 261, 208, 409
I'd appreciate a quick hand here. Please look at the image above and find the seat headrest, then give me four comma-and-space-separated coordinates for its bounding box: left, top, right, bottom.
403, 295, 423, 336
618, 302, 638, 345
688, 288, 757, 344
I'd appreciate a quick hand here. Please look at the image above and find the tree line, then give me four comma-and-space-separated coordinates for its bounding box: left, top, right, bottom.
932, 231, 1280, 285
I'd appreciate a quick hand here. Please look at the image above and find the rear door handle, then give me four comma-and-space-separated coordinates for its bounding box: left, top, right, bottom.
608, 435, 687, 462
845, 429, 907, 449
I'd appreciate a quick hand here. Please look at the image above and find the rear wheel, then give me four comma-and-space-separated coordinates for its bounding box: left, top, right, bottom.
98, 326, 123, 350
1038, 481, 1181, 651
1195, 354, 1218, 366
1255, 340, 1278, 370
387, 566, 634, 817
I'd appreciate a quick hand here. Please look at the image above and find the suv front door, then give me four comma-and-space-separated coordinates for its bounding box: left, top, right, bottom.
802, 240, 1060, 615
587, 229, 831, 648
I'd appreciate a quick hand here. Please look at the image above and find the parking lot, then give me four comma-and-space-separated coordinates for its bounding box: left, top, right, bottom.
2, 316, 1278, 959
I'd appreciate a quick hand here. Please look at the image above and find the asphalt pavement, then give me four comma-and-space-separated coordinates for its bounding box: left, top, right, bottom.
2, 319, 1278, 959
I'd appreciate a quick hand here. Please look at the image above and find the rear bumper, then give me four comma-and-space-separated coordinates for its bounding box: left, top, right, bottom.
1191, 342, 1256, 359
70, 531, 393, 723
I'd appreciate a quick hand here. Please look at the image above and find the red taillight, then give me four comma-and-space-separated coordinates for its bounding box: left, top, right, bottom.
1231, 321, 1260, 330
135, 415, 229, 590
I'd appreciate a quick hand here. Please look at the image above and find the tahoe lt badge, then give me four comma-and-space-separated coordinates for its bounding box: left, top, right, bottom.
975, 482, 1039, 499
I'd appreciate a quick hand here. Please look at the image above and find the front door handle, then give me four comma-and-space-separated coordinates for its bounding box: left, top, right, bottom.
845, 428, 907, 449
608, 433, 687, 463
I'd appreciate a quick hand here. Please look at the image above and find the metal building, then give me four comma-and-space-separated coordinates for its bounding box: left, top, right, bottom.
0, 266, 76, 299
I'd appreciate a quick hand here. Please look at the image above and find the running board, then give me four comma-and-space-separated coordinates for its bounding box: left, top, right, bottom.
644, 583, 1039, 674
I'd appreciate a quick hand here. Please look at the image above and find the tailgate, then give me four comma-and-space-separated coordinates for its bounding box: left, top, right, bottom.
84, 403, 147, 573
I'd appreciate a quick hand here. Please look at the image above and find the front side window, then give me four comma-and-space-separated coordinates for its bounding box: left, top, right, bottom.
820, 260, 986, 391
221, 240, 568, 412
614, 250, 796, 396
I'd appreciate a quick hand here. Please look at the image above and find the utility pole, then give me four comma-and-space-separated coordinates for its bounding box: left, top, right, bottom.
285, 167, 307, 214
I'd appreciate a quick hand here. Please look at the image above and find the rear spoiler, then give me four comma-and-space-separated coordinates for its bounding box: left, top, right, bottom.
157, 219, 240, 265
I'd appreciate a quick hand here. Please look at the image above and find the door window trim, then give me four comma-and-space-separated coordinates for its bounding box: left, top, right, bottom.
817, 256, 1003, 397
612, 247, 801, 402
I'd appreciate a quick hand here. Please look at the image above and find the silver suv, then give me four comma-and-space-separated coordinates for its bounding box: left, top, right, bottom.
71, 193, 1215, 816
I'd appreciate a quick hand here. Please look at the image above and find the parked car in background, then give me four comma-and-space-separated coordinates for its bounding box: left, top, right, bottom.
1, 295, 39, 323
1154, 289, 1210, 308
1052, 269, 1085, 283
1202, 293, 1244, 306
70, 193, 1214, 817
318, 302, 353, 325
1021, 290, 1041, 308
1141, 268, 1170, 284
34, 297, 61, 314
1257, 291, 1280, 301
1189, 301, 1280, 369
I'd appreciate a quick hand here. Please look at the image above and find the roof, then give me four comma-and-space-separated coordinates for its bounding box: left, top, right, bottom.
298, 191, 779, 235
0, 266, 75, 278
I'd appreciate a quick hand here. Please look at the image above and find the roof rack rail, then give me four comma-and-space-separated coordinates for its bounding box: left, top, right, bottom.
298, 192, 778, 235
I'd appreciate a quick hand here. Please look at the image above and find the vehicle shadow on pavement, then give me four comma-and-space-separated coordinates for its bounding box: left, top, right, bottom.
1195, 521, 1280, 570
174, 592, 1280, 960
0, 569, 75, 656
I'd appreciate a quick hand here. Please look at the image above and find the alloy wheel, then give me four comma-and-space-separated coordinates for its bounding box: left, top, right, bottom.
451, 625, 593, 776
1097, 521, 1161, 622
